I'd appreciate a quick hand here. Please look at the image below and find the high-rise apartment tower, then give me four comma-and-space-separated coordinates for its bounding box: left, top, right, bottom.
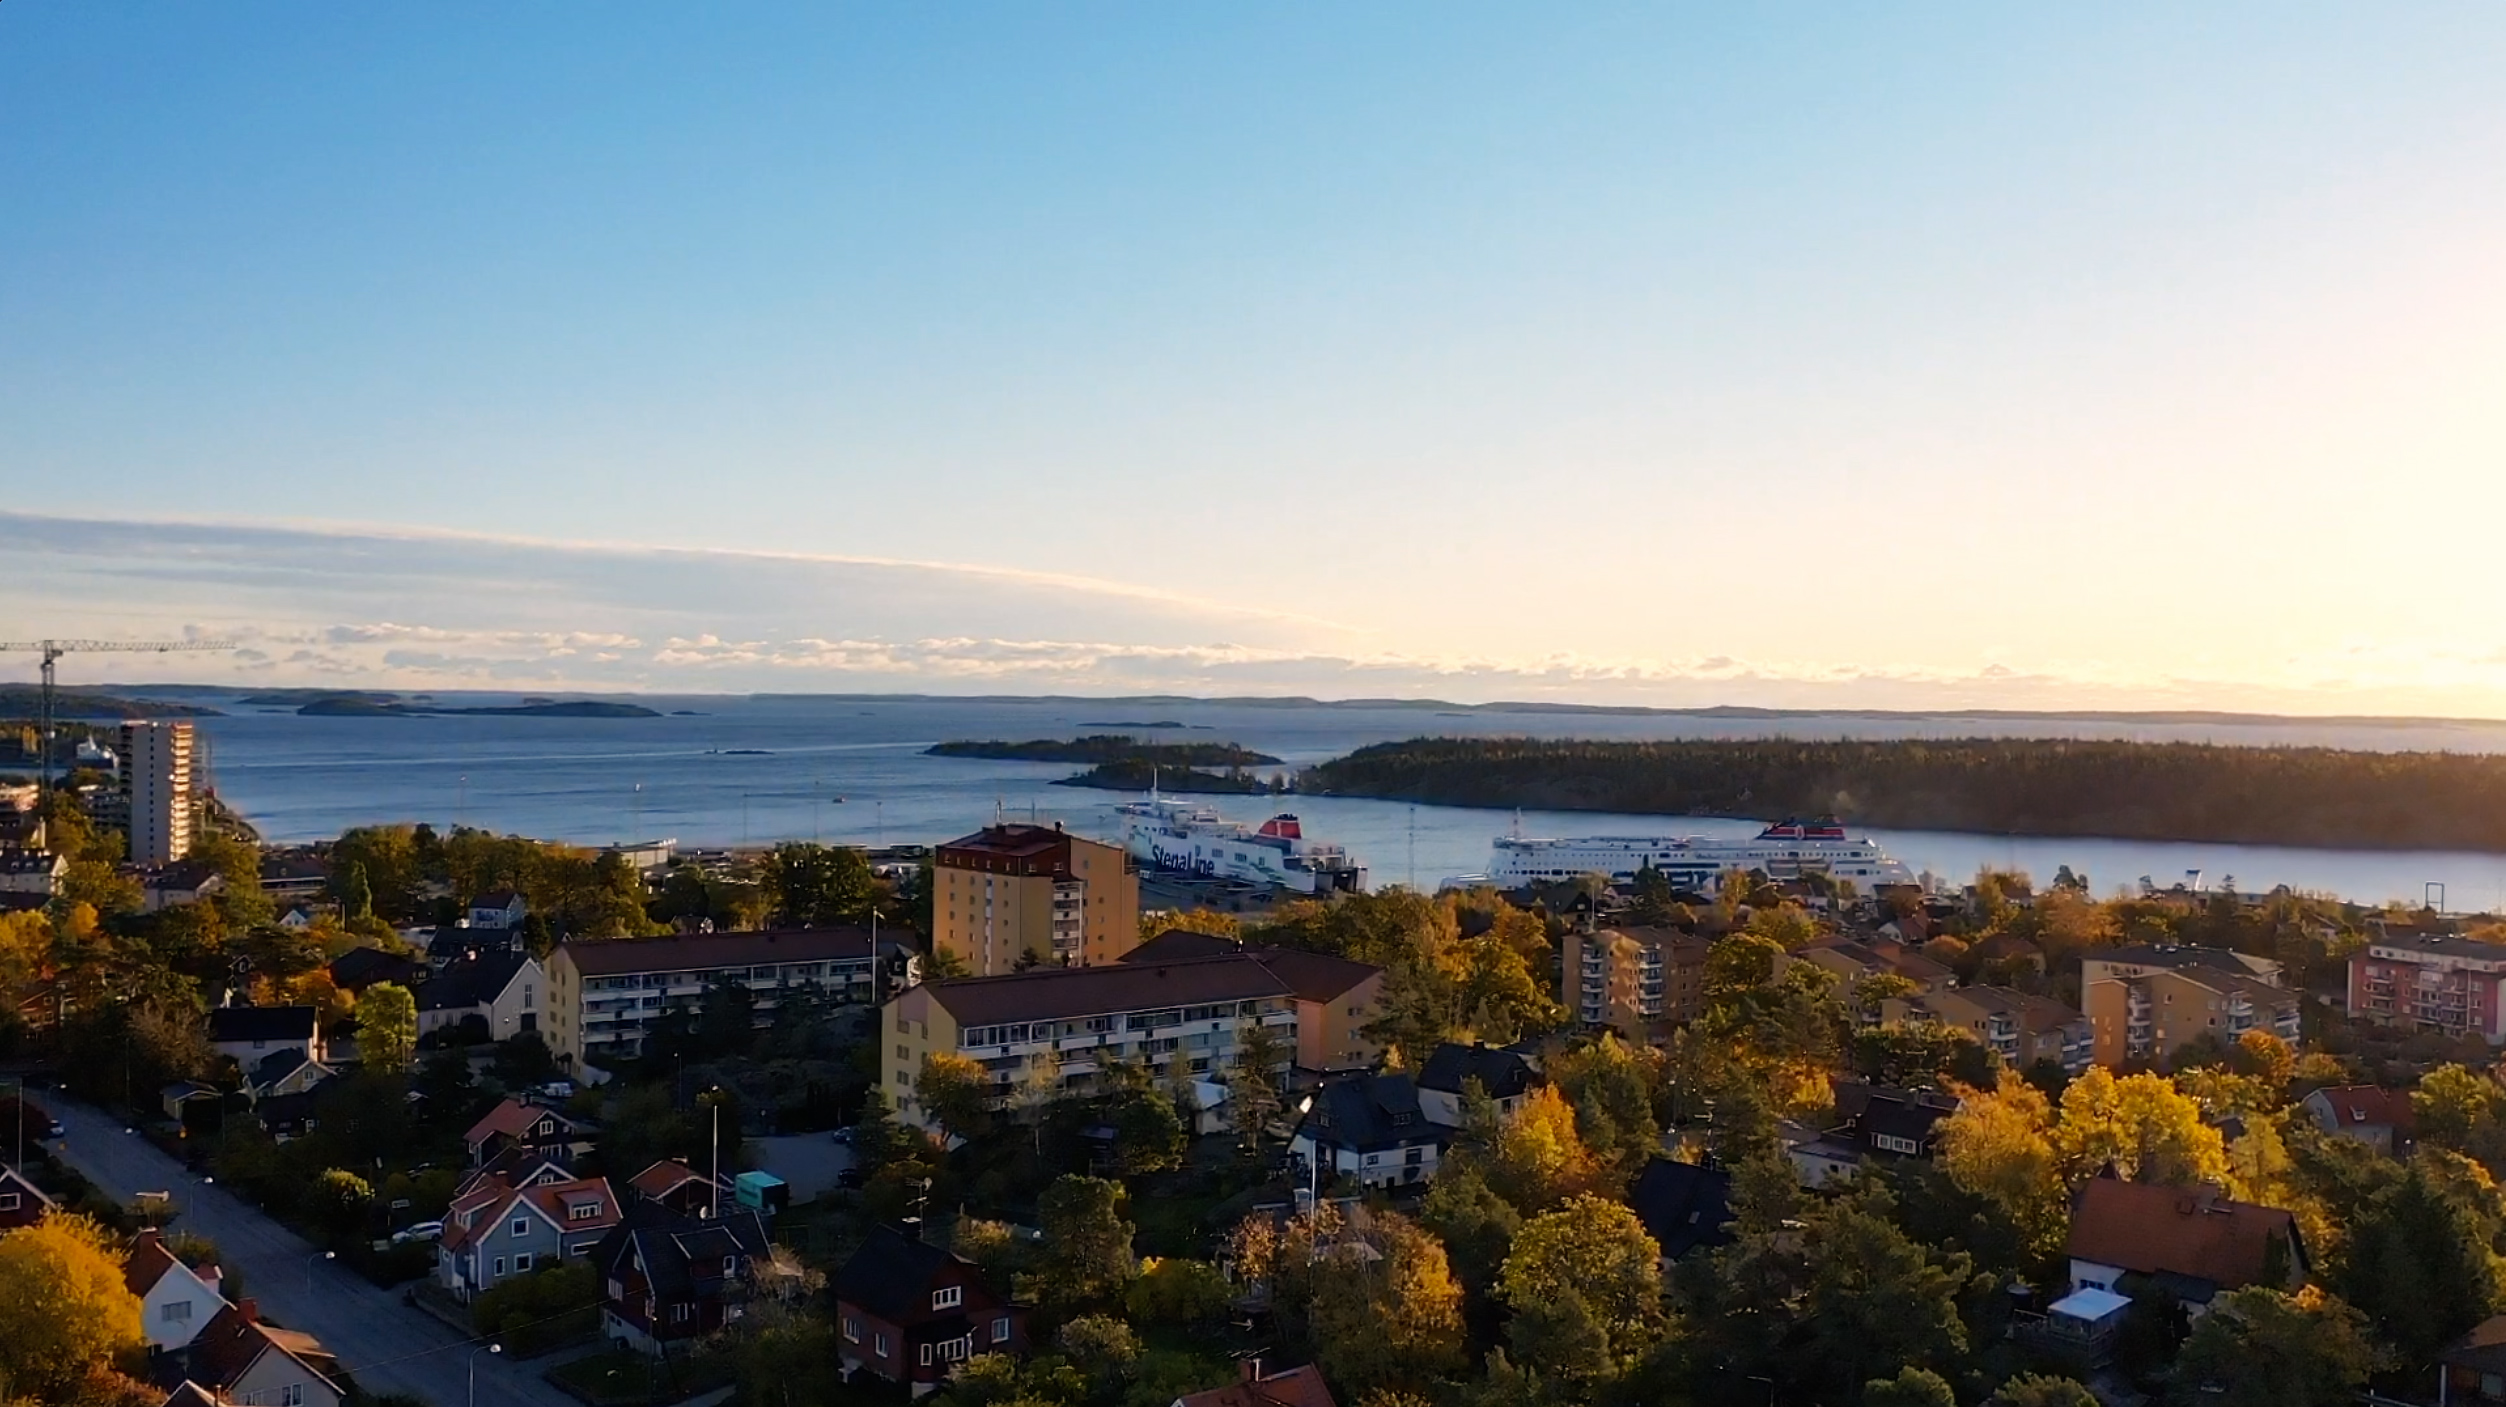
120, 719, 195, 865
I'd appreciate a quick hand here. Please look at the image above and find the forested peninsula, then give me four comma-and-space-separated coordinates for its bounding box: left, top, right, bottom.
1303, 736, 2506, 852
926, 735, 1280, 766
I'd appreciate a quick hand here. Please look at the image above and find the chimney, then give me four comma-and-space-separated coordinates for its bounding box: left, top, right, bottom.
237, 1298, 259, 1324
899, 1216, 923, 1244
136, 1228, 162, 1251
199, 1264, 223, 1293
1238, 1356, 1264, 1384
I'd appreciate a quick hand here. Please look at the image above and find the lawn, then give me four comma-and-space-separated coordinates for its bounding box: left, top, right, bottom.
545, 1348, 736, 1407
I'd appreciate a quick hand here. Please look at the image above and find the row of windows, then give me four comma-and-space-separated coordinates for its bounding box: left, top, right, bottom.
586, 963, 862, 992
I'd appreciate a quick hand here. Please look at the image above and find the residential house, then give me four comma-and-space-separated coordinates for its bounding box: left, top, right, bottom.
161, 1083, 225, 1123
627, 1160, 725, 1217
251, 1090, 323, 1143
1415, 1042, 1540, 1128
1785, 1085, 1961, 1187
244, 1049, 335, 1101
1123, 932, 1387, 1077
167, 1300, 344, 1407
414, 949, 542, 1042
1173, 1361, 1337, 1407
137, 860, 224, 914
257, 855, 330, 902
468, 890, 528, 930
2300, 1084, 2416, 1155
206, 1007, 325, 1071
1627, 1157, 1736, 1265
0, 1162, 57, 1229
2081, 946, 2300, 1070
125, 1229, 229, 1351
884, 956, 1312, 1134
832, 1224, 1027, 1394
933, 823, 1138, 976
544, 928, 890, 1080
427, 924, 520, 971
2065, 1176, 2306, 1315
0, 848, 64, 895
1560, 925, 1711, 1043
325, 946, 427, 996
463, 1098, 590, 1168
453, 1145, 578, 1202
436, 1174, 621, 1302
2349, 935, 2506, 1045
591, 1199, 774, 1355
1288, 1072, 1449, 1189
1882, 986, 2094, 1076
2437, 1315, 2506, 1407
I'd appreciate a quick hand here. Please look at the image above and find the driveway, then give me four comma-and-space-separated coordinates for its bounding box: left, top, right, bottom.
45, 1097, 585, 1407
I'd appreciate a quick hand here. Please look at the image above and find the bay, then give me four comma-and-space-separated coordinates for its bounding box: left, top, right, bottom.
170, 691, 2506, 911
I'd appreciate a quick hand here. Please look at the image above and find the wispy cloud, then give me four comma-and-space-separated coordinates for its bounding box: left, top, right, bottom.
7, 511, 2506, 716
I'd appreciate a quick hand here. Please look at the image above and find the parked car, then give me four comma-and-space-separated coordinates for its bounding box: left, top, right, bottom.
829, 1127, 855, 1145
390, 1220, 445, 1245
836, 1167, 863, 1189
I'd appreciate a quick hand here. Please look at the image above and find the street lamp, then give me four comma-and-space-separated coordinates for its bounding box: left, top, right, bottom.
1, 1074, 24, 1171
305, 1250, 334, 1293
468, 1342, 503, 1407
705, 1085, 724, 1220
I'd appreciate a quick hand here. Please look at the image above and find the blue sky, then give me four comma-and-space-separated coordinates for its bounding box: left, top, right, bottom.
5, 5, 2506, 711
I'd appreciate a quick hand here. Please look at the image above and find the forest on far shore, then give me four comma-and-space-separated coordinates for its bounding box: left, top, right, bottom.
1304, 735, 2506, 852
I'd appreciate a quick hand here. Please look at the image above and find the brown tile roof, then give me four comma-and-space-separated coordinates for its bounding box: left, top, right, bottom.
2066, 1177, 2299, 1290
185, 1302, 339, 1397
124, 1229, 184, 1297
1176, 1364, 1337, 1407
2310, 1084, 2416, 1132
1124, 934, 1382, 1002
517, 1177, 619, 1234
463, 1098, 577, 1148
629, 1160, 713, 1201
2443, 1314, 2506, 1376
557, 927, 876, 977
923, 955, 1292, 1026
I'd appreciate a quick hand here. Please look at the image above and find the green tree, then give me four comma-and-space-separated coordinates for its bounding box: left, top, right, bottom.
2334, 1149, 2506, 1363
1034, 1176, 1136, 1311
1125, 1258, 1231, 1327
358, 980, 419, 1074
1989, 1375, 2099, 1407
1546, 1036, 1661, 1185
1499, 1195, 1666, 1373
2171, 1287, 2374, 1407
1864, 1367, 1957, 1407
0, 1213, 144, 1400
1419, 1164, 1522, 1297
915, 1051, 993, 1144
2414, 1064, 2506, 1152
1111, 1088, 1185, 1175
767, 843, 876, 926
1796, 1190, 1973, 1402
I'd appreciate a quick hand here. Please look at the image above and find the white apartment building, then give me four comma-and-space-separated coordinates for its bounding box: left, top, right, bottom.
544, 928, 889, 1080
121, 720, 195, 865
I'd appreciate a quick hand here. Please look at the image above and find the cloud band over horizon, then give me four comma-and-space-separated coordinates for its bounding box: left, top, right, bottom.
8, 510, 2506, 717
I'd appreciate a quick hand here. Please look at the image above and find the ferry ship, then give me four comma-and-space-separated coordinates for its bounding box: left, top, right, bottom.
1479, 818, 1914, 891
1118, 797, 1368, 896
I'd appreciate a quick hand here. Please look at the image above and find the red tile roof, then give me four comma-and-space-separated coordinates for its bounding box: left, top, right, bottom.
2310, 1084, 2416, 1133
185, 1302, 339, 1397
1177, 1364, 1337, 1407
124, 1229, 184, 1297
2066, 1178, 2300, 1290
463, 1098, 575, 1148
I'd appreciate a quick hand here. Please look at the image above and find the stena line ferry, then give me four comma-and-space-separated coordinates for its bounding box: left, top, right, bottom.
1118, 797, 1369, 896
1481, 818, 1915, 891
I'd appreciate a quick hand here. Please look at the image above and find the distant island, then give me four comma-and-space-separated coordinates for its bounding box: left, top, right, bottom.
0, 687, 218, 719
1078, 720, 1192, 729
1304, 736, 2506, 853
926, 735, 1280, 766
239, 689, 401, 706
297, 697, 661, 719
1057, 761, 1279, 794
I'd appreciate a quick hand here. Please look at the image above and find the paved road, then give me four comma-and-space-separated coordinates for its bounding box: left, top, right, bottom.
45, 1097, 584, 1407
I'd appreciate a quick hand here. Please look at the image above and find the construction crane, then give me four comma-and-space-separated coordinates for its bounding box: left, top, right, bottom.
0, 638, 237, 801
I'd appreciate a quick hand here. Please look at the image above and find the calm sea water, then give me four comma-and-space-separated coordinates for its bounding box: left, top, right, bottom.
160, 692, 2506, 911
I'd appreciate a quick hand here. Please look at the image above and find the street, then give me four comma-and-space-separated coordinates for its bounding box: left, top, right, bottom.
44, 1096, 586, 1407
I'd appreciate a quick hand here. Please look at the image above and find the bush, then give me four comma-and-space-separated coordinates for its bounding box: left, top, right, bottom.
473, 1262, 599, 1355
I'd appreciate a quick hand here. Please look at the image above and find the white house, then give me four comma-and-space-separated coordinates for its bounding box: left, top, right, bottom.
415, 950, 543, 1042
0, 849, 65, 896
206, 1006, 327, 1070
1289, 1073, 1450, 1190
178, 1301, 345, 1407
468, 890, 528, 930
125, 1229, 229, 1350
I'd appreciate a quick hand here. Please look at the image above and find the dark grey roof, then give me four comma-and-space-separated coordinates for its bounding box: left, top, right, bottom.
593, 1199, 771, 1302
327, 946, 427, 992
0, 850, 60, 876
250, 1049, 327, 1088
829, 1224, 972, 1321
1417, 1043, 1537, 1100
1628, 1157, 1735, 1260
429, 926, 520, 960
207, 1006, 317, 1044
1302, 1072, 1444, 1152
1854, 1088, 1959, 1149
416, 950, 531, 1012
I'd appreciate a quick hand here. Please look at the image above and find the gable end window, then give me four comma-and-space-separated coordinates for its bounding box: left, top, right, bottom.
932, 1285, 963, 1310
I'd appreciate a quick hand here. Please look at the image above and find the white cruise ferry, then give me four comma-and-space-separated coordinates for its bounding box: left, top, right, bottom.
1481, 819, 1914, 891
1119, 797, 1368, 896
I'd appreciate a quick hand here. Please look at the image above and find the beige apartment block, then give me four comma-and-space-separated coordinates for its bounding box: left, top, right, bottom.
934, 824, 1138, 976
